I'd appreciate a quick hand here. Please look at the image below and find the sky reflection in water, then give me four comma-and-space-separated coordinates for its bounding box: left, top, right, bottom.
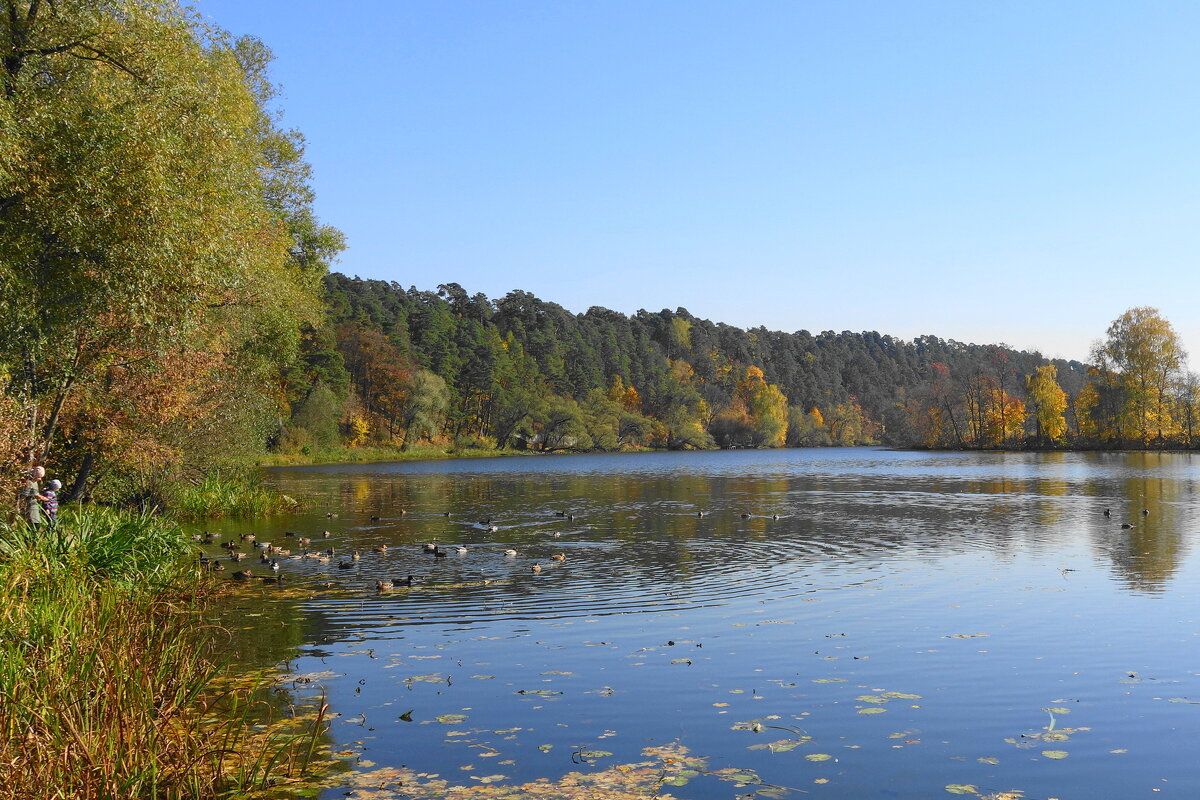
220, 448, 1200, 799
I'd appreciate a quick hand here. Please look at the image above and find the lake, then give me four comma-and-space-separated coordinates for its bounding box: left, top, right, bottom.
211, 448, 1200, 799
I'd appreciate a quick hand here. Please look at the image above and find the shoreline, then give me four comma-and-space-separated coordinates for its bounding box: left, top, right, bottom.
258, 442, 1200, 470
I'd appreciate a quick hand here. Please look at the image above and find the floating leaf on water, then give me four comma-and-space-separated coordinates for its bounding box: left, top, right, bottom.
516, 688, 562, 696
398, 710, 413, 722
857, 695, 888, 704
946, 633, 989, 639
541, 670, 574, 675
1044, 707, 1071, 715
538, 744, 553, 752
768, 738, 806, 753
716, 770, 762, 785
805, 753, 833, 762
436, 714, 468, 724
713, 702, 730, 707
944, 785, 978, 795
670, 658, 693, 665
404, 674, 446, 684
1110, 748, 1127, 754
1041, 750, 1069, 759
1041, 732, 1069, 742
493, 727, 522, 734
578, 749, 614, 759
882, 691, 922, 700
977, 756, 1000, 765
812, 678, 847, 683
472, 774, 507, 784
470, 675, 495, 680
857, 707, 887, 714
748, 738, 806, 753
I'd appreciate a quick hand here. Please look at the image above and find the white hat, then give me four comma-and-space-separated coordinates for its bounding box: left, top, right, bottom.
47, 479, 62, 491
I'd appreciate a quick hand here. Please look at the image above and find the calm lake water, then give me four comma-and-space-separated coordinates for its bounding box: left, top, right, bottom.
213, 448, 1200, 799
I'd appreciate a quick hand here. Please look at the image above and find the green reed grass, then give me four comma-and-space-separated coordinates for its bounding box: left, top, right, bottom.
167, 473, 298, 519
0, 509, 328, 800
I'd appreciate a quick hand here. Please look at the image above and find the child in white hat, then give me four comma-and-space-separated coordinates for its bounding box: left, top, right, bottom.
43, 479, 62, 526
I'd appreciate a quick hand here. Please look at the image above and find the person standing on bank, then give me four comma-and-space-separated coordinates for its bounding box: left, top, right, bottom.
20, 466, 45, 528
42, 479, 61, 526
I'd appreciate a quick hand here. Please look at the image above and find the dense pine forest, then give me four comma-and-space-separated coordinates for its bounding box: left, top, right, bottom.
275, 274, 1188, 459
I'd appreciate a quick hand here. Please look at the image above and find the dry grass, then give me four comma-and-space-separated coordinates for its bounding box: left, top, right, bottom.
0, 509, 328, 800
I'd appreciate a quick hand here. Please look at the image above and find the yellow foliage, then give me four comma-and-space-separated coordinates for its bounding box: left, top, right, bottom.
347, 415, 371, 447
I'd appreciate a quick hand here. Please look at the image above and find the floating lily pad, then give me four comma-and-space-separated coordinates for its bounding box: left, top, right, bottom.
578, 749, 614, 759
857, 707, 887, 714
404, 674, 446, 684
1041, 750, 1069, 759
435, 713, 468, 724
805, 753, 833, 762
662, 768, 702, 786
748, 738, 808, 753
944, 785, 978, 795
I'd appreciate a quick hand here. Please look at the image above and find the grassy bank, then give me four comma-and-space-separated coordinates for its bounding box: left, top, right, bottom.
0, 507, 327, 800
256, 442, 531, 467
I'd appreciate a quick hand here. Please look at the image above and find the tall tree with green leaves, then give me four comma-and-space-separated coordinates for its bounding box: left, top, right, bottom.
1091, 307, 1185, 446
0, 1, 340, 492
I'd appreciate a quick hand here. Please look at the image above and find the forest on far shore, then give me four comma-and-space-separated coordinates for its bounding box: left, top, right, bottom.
3, 0, 1194, 508
279, 275, 1191, 458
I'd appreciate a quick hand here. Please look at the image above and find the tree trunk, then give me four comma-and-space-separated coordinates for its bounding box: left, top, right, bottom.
64, 451, 94, 502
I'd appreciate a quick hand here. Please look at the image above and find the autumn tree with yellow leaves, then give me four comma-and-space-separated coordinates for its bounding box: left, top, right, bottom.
1026, 365, 1068, 445
1086, 307, 1186, 446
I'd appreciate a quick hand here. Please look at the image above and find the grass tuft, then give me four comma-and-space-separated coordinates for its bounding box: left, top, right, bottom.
167, 472, 299, 519
0, 508, 328, 800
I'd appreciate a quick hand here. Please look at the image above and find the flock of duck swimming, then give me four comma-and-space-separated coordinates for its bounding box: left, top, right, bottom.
196, 507, 788, 592
198, 504, 1143, 591
195, 510, 587, 591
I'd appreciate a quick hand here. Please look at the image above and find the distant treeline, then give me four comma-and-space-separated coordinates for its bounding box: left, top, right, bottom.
279, 274, 1174, 454
5, 2, 1193, 509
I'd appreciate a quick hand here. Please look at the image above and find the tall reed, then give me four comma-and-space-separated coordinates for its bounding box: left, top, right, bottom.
167, 473, 298, 519
0, 508, 327, 800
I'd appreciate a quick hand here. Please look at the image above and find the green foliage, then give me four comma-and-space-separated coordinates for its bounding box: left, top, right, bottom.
312, 275, 1101, 453
166, 472, 298, 519
0, 506, 185, 586
0, 0, 340, 497
291, 384, 343, 449
0, 506, 326, 798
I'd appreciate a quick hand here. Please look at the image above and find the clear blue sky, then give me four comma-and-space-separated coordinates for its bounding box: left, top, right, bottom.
196, 0, 1200, 364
